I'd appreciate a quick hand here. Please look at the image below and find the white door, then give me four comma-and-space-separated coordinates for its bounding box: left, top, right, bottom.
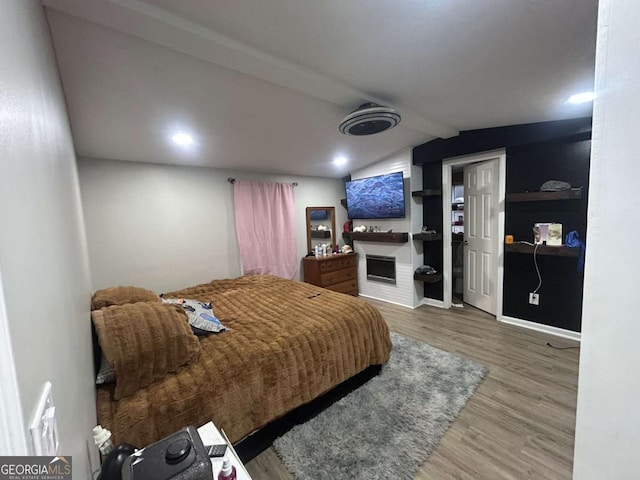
464, 159, 499, 315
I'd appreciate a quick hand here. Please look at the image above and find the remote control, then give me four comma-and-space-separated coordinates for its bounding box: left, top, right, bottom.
206, 444, 228, 458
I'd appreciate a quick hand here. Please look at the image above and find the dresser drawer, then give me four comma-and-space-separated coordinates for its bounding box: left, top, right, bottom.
320, 267, 356, 286
318, 254, 357, 273
324, 279, 358, 295
303, 254, 358, 295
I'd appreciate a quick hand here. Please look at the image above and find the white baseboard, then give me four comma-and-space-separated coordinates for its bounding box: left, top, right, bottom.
420, 298, 446, 309
500, 315, 581, 342
357, 294, 412, 309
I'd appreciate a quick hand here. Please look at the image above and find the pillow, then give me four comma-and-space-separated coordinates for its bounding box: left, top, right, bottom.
91, 286, 160, 310
161, 298, 227, 336
92, 302, 200, 400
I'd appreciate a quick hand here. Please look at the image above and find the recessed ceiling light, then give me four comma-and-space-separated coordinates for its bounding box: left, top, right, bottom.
566, 92, 596, 104
334, 155, 348, 166
172, 132, 194, 146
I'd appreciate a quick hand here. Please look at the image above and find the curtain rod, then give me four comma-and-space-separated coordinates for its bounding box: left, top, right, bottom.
227, 177, 298, 186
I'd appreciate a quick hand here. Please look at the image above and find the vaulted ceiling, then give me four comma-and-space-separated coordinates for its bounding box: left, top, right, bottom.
43, 0, 598, 177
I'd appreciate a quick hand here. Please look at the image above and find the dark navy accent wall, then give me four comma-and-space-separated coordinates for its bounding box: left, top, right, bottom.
413, 118, 591, 332
504, 139, 590, 331
421, 162, 444, 301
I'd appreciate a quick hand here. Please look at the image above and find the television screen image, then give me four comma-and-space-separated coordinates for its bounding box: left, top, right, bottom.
345, 171, 405, 219
309, 210, 329, 220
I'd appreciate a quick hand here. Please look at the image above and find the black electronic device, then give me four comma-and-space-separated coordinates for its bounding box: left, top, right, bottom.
206, 444, 227, 458
98, 443, 138, 480
345, 171, 405, 219
121, 426, 212, 480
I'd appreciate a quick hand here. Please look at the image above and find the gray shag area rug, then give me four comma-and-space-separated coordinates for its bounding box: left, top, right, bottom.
273, 332, 487, 480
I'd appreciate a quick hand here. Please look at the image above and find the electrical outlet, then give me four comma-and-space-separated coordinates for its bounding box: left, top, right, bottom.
529, 292, 540, 305
29, 381, 60, 456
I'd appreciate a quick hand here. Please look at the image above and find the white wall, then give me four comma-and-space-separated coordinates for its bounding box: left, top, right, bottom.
78, 158, 346, 292
0, 0, 96, 476
573, 1, 640, 478
349, 148, 423, 307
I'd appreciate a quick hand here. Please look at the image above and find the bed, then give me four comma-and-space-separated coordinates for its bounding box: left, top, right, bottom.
93, 274, 392, 449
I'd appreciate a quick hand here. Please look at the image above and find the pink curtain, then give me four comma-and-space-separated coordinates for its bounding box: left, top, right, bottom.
233, 181, 298, 279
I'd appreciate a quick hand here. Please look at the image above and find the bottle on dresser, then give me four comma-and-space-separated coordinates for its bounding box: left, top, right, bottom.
218, 455, 237, 480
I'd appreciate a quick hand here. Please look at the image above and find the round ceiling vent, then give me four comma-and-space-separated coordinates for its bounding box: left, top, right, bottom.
339, 103, 401, 136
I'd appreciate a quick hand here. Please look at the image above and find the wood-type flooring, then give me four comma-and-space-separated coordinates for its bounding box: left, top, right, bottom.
245, 299, 580, 480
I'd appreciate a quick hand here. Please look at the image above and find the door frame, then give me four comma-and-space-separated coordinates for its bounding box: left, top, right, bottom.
441, 149, 506, 320
0, 268, 28, 455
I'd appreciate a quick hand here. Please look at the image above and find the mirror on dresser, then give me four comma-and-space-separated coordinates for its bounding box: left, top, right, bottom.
305, 206, 336, 254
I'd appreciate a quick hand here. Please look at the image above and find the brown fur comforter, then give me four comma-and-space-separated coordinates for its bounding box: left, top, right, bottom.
96, 275, 392, 447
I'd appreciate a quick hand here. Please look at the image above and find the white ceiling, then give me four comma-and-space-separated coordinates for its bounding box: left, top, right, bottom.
43, 0, 597, 177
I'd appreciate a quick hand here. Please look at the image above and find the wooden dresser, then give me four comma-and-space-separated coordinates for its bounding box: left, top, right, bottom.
303, 253, 358, 296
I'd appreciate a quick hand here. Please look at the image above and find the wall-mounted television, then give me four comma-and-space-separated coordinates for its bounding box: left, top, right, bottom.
345, 171, 405, 219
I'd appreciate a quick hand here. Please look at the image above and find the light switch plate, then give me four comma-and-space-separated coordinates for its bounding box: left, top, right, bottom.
29, 381, 59, 456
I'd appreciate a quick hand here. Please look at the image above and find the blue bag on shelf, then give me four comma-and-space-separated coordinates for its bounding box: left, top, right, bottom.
565, 230, 585, 273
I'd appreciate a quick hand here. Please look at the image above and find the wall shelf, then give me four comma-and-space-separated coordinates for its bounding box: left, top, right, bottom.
412, 189, 442, 198
506, 188, 582, 202
342, 232, 409, 243
414, 273, 443, 283
413, 233, 442, 241
310, 230, 332, 239
505, 243, 580, 257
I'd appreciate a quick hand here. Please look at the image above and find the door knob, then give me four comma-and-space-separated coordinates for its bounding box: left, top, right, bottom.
463, 241, 469, 245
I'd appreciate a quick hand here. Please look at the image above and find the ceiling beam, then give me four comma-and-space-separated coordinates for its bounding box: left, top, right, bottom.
43, 0, 458, 139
